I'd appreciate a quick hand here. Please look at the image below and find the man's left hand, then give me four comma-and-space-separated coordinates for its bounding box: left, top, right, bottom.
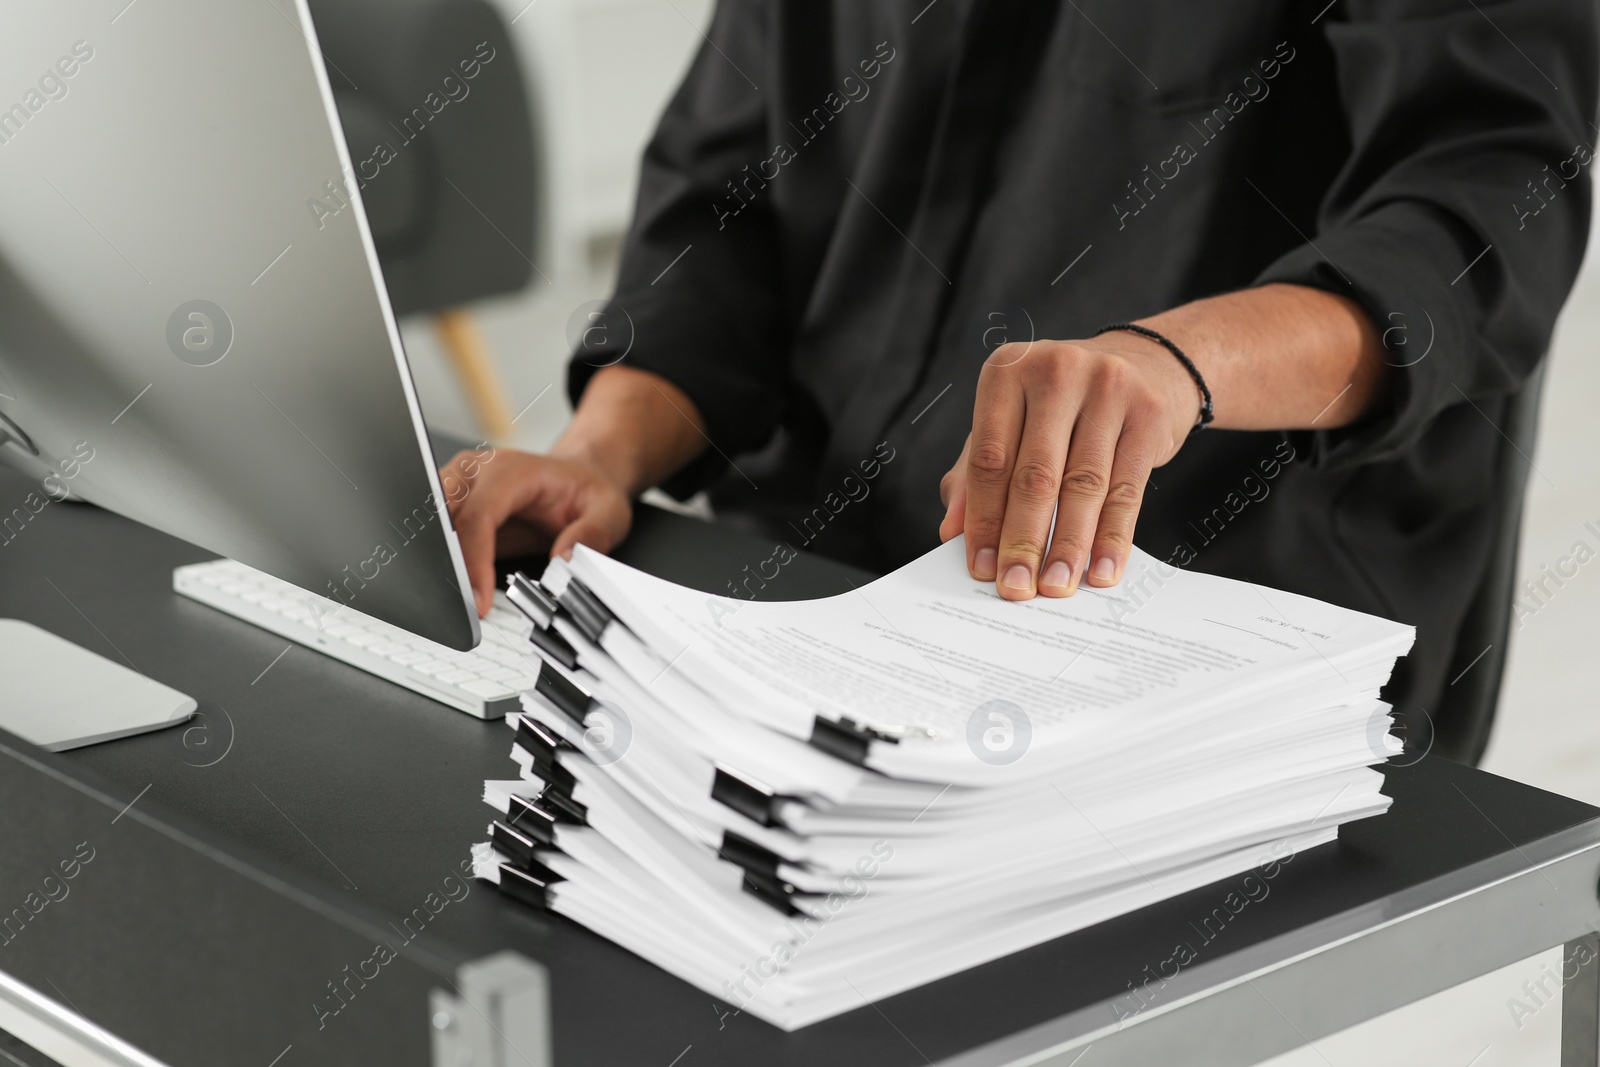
938, 333, 1201, 600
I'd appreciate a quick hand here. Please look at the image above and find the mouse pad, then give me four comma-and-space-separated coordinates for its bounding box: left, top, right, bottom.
0, 619, 195, 750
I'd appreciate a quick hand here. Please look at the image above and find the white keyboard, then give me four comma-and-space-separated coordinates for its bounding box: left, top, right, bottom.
173, 558, 539, 719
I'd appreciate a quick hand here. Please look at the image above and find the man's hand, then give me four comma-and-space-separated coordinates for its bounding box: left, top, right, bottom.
938, 284, 1390, 601
939, 332, 1201, 601
442, 449, 632, 617
440, 365, 711, 617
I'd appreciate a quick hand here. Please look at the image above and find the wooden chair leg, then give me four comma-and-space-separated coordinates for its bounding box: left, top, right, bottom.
435, 308, 515, 444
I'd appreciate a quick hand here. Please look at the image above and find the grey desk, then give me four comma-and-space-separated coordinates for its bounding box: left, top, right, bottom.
2, 449, 1600, 1067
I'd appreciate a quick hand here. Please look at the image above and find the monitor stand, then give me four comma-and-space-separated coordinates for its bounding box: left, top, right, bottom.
0, 619, 195, 751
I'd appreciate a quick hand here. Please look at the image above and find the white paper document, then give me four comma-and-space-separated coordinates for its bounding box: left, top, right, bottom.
470, 537, 1414, 1029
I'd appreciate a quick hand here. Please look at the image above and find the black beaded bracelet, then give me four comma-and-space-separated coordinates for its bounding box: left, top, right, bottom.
1093, 322, 1214, 432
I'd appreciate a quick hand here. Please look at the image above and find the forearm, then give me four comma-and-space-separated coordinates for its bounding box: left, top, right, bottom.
550, 366, 709, 496
1138, 283, 1389, 431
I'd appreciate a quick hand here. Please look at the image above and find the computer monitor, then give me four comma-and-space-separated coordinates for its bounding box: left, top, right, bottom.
0, 0, 480, 649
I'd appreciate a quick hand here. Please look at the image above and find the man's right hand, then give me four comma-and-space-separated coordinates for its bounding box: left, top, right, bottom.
439, 365, 713, 618
441, 448, 632, 618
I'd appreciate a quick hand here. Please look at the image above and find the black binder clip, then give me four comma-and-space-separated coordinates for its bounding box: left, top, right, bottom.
507, 575, 582, 669
528, 624, 580, 670
515, 717, 577, 790
808, 716, 900, 766
496, 860, 564, 910
557, 579, 614, 643
739, 869, 805, 916
506, 572, 557, 621
492, 814, 554, 862
506, 769, 588, 827
718, 830, 785, 880
501, 790, 587, 849
710, 765, 791, 827
533, 662, 595, 727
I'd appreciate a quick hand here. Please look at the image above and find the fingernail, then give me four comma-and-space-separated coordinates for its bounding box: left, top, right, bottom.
1002, 564, 1031, 591
1091, 556, 1116, 583
974, 547, 997, 580
1041, 561, 1070, 590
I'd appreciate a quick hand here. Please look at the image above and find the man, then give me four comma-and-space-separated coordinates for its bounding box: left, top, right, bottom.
444, 1, 1596, 761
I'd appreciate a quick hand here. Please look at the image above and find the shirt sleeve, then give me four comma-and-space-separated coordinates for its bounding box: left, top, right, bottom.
566, 0, 789, 487
1251, 0, 1598, 469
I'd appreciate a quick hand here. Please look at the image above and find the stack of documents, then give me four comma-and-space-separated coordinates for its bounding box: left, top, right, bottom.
470, 538, 1414, 1030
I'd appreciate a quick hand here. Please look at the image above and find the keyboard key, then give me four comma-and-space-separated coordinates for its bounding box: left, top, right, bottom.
480, 645, 525, 667
462, 678, 517, 700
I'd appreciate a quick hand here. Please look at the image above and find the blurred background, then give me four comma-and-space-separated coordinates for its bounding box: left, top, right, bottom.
385, 3, 1599, 1061
392, 0, 716, 458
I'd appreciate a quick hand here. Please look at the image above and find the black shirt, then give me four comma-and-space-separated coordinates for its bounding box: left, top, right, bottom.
570, 0, 1597, 758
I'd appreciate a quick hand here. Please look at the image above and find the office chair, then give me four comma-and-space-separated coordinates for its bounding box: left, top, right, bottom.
309, 0, 538, 443
1430, 361, 1549, 765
